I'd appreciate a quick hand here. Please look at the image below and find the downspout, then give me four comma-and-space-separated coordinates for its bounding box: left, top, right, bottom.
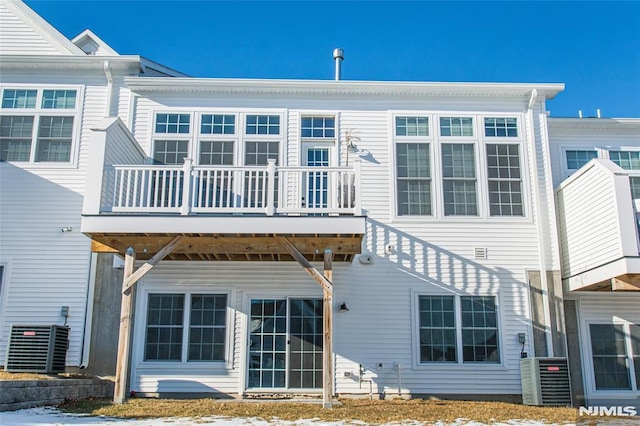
103, 60, 114, 117
526, 89, 555, 357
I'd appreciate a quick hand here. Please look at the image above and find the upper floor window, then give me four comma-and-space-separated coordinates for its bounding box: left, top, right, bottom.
442, 143, 477, 216
0, 88, 78, 163
566, 150, 597, 170
201, 114, 235, 135
484, 118, 517, 137
2, 89, 37, 109
396, 116, 429, 137
440, 117, 473, 137
246, 115, 280, 135
301, 116, 334, 138
397, 143, 431, 216
610, 151, 640, 170
153, 140, 188, 165
487, 144, 523, 216
155, 113, 190, 134
42, 90, 76, 109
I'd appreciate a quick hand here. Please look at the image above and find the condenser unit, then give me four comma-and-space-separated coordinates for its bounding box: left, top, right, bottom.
520, 357, 571, 406
5, 325, 69, 373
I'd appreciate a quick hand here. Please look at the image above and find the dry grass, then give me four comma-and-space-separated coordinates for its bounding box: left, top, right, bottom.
0, 370, 93, 380
57, 397, 620, 425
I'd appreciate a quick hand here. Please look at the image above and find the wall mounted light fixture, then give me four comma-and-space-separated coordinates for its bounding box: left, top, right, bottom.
61, 227, 73, 233
339, 302, 349, 312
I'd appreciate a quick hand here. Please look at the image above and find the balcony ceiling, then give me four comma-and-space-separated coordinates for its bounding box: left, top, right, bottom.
89, 232, 363, 262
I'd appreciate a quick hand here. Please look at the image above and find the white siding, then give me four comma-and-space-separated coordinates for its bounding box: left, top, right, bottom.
0, 1, 68, 55
555, 161, 636, 282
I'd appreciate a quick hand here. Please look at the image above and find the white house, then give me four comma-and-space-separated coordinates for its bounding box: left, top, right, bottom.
549, 117, 640, 408
1, 0, 637, 408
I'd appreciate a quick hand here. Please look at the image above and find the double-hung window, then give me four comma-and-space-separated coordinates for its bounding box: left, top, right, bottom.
610, 151, 640, 200
244, 114, 281, 207
588, 323, 640, 390
418, 295, 500, 364
486, 144, 523, 216
199, 114, 235, 166
0, 88, 78, 163
153, 113, 191, 165
144, 293, 228, 362
395, 116, 431, 216
442, 144, 477, 216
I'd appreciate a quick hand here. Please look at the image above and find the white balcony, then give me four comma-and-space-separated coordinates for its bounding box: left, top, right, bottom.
80, 118, 365, 262
555, 159, 640, 291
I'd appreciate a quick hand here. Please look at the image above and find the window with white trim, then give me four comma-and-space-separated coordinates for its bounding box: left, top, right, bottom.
484, 117, 518, 137
486, 144, 523, 216
440, 117, 473, 137
301, 116, 335, 138
418, 295, 499, 364
144, 293, 228, 362
610, 151, 640, 200
566, 150, 597, 170
0, 88, 78, 163
395, 116, 431, 216
589, 323, 632, 390
246, 114, 280, 135
442, 143, 477, 216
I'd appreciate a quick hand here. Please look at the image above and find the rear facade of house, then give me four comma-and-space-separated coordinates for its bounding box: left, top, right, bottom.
1, 0, 638, 406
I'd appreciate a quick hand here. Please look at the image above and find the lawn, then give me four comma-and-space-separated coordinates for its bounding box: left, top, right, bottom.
57, 397, 610, 425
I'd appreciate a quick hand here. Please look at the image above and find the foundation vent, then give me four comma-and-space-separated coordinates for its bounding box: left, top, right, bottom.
474, 247, 487, 260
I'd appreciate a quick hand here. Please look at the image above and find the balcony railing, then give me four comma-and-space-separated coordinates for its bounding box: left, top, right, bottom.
107, 159, 361, 216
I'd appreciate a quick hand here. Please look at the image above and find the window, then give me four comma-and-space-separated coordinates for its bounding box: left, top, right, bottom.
42, 90, 76, 109
153, 140, 188, 165
461, 296, 499, 362
610, 151, 640, 170
155, 113, 190, 134
144, 293, 228, 362
201, 114, 235, 135
589, 324, 631, 390
418, 295, 499, 364
442, 144, 477, 215
631, 325, 640, 388
199, 141, 234, 165
2, 89, 36, 109
396, 116, 429, 137
440, 117, 473, 137
246, 115, 280, 135
0, 88, 77, 163
301, 116, 334, 138
418, 296, 456, 362
487, 144, 523, 216
397, 143, 431, 215
566, 150, 597, 170
484, 118, 518, 137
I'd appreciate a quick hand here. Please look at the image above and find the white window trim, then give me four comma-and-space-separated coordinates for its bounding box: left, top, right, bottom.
390, 111, 530, 223
410, 289, 507, 370
581, 319, 639, 395
132, 284, 235, 370
0, 84, 84, 168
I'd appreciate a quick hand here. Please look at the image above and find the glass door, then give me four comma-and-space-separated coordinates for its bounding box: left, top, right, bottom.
303, 146, 330, 210
248, 298, 323, 390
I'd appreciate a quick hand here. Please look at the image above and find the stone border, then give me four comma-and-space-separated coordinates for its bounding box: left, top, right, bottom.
0, 378, 114, 412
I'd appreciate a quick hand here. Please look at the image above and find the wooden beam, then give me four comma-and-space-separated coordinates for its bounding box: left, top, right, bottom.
91, 240, 119, 253
276, 237, 332, 292
113, 247, 135, 404
122, 236, 183, 293
612, 275, 640, 291
323, 249, 334, 408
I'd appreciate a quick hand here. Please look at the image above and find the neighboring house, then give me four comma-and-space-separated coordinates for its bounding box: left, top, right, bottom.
0, 0, 637, 408
549, 118, 640, 407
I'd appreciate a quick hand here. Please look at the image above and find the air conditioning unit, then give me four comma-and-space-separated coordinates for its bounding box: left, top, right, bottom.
520, 357, 571, 406
5, 325, 69, 373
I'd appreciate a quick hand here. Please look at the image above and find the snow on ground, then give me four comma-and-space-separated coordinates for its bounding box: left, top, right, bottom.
0, 406, 572, 426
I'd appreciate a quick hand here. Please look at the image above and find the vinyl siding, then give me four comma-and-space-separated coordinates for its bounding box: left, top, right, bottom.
0, 2, 64, 55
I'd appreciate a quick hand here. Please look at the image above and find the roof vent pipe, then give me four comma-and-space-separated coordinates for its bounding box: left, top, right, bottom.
333, 48, 344, 81
596, 108, 601, 118
578, 110, 583, 118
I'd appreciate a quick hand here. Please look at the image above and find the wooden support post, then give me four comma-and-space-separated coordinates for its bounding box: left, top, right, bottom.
323, 249, 334, 408
114, 247, 135, 404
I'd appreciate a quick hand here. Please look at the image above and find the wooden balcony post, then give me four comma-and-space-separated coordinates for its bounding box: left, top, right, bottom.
323, 249, 334, 408
353, 160, 362, 215
181, 158, 193, 216
114, 247, 135, 404
266, 159, 276, 216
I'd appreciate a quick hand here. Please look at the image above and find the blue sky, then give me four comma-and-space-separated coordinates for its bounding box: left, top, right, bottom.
26, 0, 640, 118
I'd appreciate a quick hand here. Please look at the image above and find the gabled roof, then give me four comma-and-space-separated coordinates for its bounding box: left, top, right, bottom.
0, 0, 84, 55
71, 29, 118, 56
